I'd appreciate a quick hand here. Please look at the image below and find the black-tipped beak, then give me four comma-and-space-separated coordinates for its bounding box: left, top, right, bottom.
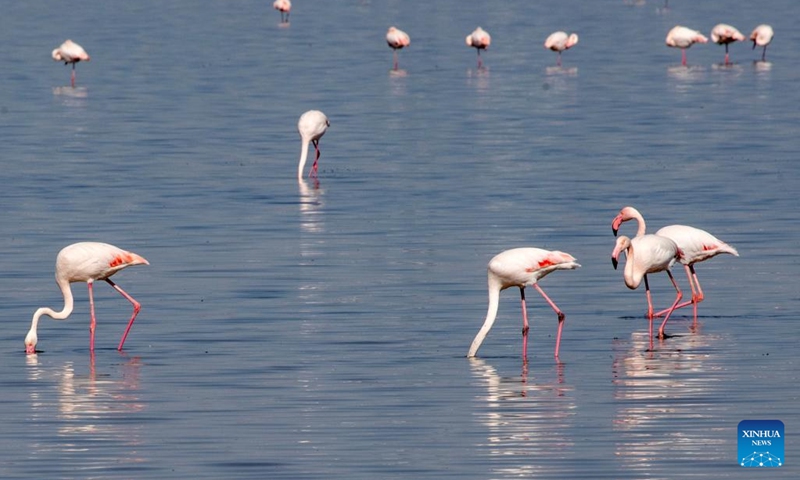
612, 227, 619, 237
612, 257, 618, 270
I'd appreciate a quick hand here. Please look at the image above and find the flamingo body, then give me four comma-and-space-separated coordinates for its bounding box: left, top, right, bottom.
666, 26, 708, 66
612, 206, 739, 319
25, 242, 149, 354
544, 31, 579, 66
466, 27, 491, 68
273, 0, 291, 23
386, 26, 410, 70
711, 24, 745, 64
468, 247, 580, 359
297, 110, 330, 181
52, 40, 90, 87
750, 24, 774, 61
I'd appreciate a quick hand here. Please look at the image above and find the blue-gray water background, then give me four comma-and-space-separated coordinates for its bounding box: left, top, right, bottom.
1, 0, 798, 478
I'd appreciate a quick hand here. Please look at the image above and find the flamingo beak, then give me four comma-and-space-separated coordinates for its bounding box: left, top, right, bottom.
612, 256, 619, 270
611, 215, 622, 237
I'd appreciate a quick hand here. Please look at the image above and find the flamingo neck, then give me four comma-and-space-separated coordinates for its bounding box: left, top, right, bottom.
467, 276, 502, 357
27, 278, 75, 343
622, 244, 643, 289
298, 139, 310, 181
631, 211, 646, 237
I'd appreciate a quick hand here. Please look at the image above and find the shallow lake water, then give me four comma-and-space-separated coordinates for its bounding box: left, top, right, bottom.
1, 0, 798, 478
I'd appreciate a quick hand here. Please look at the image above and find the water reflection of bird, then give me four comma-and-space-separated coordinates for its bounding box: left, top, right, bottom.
52, 40, 90, 88
273, 0, 291, 24
612, 206, 739, 320
750, 24, 774, 61
468, 248, 580, 360
544, 31, 578, 67
466, 27, 491, 69
297, 110, 329, 182
611, 235, 682, 346
386, 27, 410, 71
25, 242, 149, 354
710, 24, 745, 64
665, 26, 708, 66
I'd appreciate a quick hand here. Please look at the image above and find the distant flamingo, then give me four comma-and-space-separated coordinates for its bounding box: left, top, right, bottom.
52, 40, 90, 87
612, 235, 682, 346
544, 31, 579, 67
750, 24, 774, 61
467, 247, 580, 360
665, 26, 708, 66
25, 242, 149, 354
297, 110, 330, 181
466, 27, 491, 68
273, 0, 291, 23
386, 26, 410, 70
710, 24, 745, 64
612, 206, 739, 320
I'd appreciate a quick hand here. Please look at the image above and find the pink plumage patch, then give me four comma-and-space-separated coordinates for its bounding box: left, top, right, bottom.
702, 244, 717, 251
526, 256, 559, 272
109, 253, 134, 268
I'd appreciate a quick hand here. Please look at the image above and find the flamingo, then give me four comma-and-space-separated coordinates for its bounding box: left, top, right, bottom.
466, 27, 491, 69
273, 0, 291, 24
750, 24, 774, 61
52, 39, 90, 88
544, 31, 579, 67
386, 27, 410, 70
297, 110, 329, 181
665, 26, 708, 66
25, 242, 149, 354
467, 247, 580, 360
612, 206, 739, 320
611, 235, 682, 346
710, 24, 745, 64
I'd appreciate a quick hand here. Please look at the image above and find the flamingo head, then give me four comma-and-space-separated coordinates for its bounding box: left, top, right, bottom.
611, 236, 631, 270
24, 330, 37, 354
612, 206, 640, 236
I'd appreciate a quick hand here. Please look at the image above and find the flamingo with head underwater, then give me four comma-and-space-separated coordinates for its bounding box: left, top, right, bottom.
467, 247, 580, 361
297, 110, 330, 181
25, 242, 149, 354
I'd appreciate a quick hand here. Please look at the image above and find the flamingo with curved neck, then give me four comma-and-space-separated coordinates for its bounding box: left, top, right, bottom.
297, 110, 329, 181
612, 234, 682, 347
467, 247, 580, 360
25, 242, 149, 354
612, 206, 739, 319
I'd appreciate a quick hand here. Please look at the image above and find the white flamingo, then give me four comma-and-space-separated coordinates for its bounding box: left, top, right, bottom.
612, 235, 682, 347
466, 27, 491, 68
52, 40, 90, 87
750, 24, 774, 61
710, 24, 745, 64
25, 242, 149, 354
468, 247, 580, 360
297, 110, 330, 181
386, 27, 410, 70
665, 26, 708, 66
544, 31, 579, 67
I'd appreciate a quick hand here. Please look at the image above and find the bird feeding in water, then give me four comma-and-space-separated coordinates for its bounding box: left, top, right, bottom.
467, 247, 580, 360
25, 242, 149, 354
297, 110, 330, 181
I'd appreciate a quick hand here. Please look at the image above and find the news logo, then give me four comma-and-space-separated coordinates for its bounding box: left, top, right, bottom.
738, 420, 784, 467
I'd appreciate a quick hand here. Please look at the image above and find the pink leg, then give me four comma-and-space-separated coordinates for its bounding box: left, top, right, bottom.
88, 282, 97, 351
393, 50, 399, 70
681, 49, 687, 66
477, 51, 483, 69
309, 140, 320, 178
643, 275, 654, 350
557, 52, 562, 67
533, 284, 566, 358
71, 64, 76, 88
658, 270, 683, 339
519, 287, 529, 361
106, 279, 142, 351
654, 264, 702, 318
